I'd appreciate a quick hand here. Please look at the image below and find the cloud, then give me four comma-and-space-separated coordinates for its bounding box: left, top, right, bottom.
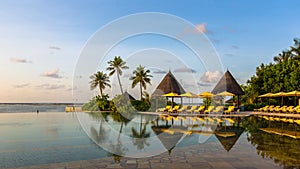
200, 71, 222, 83
10, 57, 31, 63
224, 53, 235, 57
197, 82, 212, 87
13, 83, 30, 88
195, 23, 209, 33
41, 68, 62, 79
153, 70, 167, 74
174, 67, 196, 73
181, 22, 212, 36
66, 86, 77, 91
49, 46, 61, 50
37, 83, 65, 90
231, 45, 239, 49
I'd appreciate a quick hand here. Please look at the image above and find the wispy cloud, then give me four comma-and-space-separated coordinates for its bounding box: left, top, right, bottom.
197, 82, 212, 87
231, 45, 239, 49
13, 83, 30, 88
195, 23, 210, 33
181, 22, 212, 36
200, 71, 222, 83
153, 70, 167, 74
36, 83, 65, 90
10, 57, 31, 63
49, 46, 61, 50
41, 68, 62, 79
174, 67, 196, 73
66, 86, 77, 91
224, 53, 235, 57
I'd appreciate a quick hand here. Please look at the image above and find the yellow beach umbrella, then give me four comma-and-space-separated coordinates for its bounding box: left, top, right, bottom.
180, 92, 197, 97
216, 91, 235, 96
180, 92, 198, 105
198, 91, 214, 98
284, 91, 300, 106
271, 92, 286, 105
163, 92, 180, 107
258, 93, 274, 98
284, 91, 300, 97
163, 92, 180, 97
271, 92, 286, 97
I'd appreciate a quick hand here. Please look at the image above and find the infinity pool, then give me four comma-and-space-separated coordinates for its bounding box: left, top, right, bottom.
1, 112, 300, 168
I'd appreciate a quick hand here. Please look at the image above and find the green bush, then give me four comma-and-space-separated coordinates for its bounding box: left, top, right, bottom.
131, 100, 151, 111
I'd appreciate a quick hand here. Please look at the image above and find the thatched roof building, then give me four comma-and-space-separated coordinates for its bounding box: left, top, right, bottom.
211, 70, 245, 95
152, 70, 185, 97
123, 91, 136, 100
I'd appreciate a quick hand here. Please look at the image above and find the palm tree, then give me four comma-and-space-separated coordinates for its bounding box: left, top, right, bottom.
89, 71, 111, 97
107, 56, 129, 94
290, 38, 300, 60
273, 50, 291, 63
130, 65, 152, 100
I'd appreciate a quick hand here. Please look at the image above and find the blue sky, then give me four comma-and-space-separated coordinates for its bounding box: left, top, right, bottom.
0, 0, 299, 102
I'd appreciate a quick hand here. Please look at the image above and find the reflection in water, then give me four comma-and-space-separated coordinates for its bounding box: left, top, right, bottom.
131, 116, 150, 150
243, 116, 300, 168
83, 112, 300, 167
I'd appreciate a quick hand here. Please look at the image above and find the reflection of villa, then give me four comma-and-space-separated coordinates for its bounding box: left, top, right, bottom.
215, 126, 244, 152
151, 125, 187, 155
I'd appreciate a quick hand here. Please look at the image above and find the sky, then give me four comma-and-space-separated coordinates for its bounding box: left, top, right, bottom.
0, 0, 299, 103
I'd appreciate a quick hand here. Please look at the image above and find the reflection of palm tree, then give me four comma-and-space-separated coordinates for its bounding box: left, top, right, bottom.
90, 114, 108, 144
131, 122, 150, 150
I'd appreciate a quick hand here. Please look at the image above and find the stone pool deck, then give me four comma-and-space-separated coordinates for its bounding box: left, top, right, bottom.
7, 143, 281, 169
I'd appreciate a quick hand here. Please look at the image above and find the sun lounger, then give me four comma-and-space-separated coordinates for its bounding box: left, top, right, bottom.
177, 105, 188, 113
224, 106, 235, 114
269, 106, 280, 112
186, 105, 198, 113
287, 106, 295, 113
194, 105, 205, 113
204, 106, 215, 114
168, 105, 180, 113
256, 105, 269, 112
275, 106, 287, 113
157, 105, 171, 112
212, 106, 224, 113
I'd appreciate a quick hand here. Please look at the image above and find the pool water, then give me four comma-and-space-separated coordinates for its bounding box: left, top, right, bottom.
0, 112, 300, 168
0, 112, 108, 168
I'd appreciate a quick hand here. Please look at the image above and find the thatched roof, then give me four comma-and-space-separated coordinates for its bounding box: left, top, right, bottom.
123, 91, 136, 100
211, 70, 245, 95
215, 126, 244, 152
152, 70, 186, 97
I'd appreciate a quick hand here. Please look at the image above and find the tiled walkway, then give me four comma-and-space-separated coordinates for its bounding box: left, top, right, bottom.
8, 143, 281, 169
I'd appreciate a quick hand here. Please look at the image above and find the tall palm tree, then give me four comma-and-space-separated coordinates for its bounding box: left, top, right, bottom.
290, 38, 300, 60
89, 71, 111, 97
273, 50, 291, 63
107, 56, 129, 94
130, 65, 152, 100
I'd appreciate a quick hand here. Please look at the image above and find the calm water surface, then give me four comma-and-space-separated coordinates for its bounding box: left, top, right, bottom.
0, 107, 300, 168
